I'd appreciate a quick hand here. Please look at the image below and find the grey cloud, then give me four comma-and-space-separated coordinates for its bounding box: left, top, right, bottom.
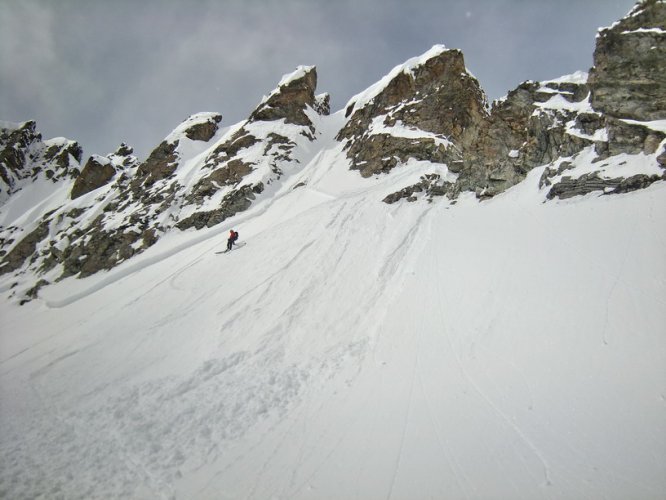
1, 0, 637, 160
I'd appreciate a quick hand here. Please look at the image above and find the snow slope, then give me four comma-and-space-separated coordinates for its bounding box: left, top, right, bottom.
1, 139, 665, 499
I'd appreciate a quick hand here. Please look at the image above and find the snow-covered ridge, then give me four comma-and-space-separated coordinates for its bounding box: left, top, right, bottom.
257, 65, 316, 106
164, 112, 222, 144
278, 65, 315, 88
622, 27, 666, 34
541, 70, 589, 85
344, 44, 454, 112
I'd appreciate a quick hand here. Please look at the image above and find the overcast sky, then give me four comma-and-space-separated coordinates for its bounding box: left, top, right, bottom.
1, 0, 636, 159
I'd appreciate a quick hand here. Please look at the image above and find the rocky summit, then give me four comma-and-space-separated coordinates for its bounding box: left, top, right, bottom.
0, 0, 664, 303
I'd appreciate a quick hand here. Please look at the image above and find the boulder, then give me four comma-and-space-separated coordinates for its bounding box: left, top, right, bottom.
70, 155, 117, 199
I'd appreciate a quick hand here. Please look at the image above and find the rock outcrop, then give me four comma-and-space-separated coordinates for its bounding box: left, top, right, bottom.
0, 121, 82, 202
380, 0, 665, 203
542, 0, 666, 199
589, 0, 666, 121
249, 65, 323, 128
176, 66, 326, 231
336, 46, 486, 178
70, 144, 138, 200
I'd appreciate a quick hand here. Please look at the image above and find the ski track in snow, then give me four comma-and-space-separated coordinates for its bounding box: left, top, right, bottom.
1, 149, 665, 500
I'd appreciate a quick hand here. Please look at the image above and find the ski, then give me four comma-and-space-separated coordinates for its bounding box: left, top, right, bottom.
216, 242, 246, 254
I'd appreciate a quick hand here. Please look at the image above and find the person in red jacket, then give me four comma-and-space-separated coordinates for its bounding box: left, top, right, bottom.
227, 229, 239, 251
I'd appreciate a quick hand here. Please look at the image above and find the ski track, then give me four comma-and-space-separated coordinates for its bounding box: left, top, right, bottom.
1, 168, 665, 498
429, 206, 556, 496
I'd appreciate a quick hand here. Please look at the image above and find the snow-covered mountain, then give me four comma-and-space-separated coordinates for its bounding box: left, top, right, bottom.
1, 1, 665, 499
1, 2, 664, 300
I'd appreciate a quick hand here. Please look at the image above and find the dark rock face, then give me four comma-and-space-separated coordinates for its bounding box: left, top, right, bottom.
545, 172, 664, 199
42, 141, 83, 180
604, 117, 665, 157
184, 114, 222, 141
249, 66, 318, 127
533, 0, 666, 200
0, 220, 50, 276
201, 130, 259, 172
383, 174, 453, 204
456, 79, 597, 198
0, 121, 40, 190
337, 48, 487, 177
589, 0, 666, 121
134, 113, 222, 189
70, 156, 117, 199
176, 184, 264, 231
0, 121, 82, 199
341, 48, 600, 200
376, 2, 665, 204
115, 143, 134, 157
135, 140, 180, 187
314, 93, 331, 116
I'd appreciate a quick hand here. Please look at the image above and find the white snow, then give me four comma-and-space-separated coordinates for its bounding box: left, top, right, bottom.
622, 27, 666, 35
534, 93, 594, 114
278, 65, 315, 88
565, 120, 608, 142
543, 145, 665, 184
368, 115, 453, 148
541, 70, 589, 85
1, 128, 665, 499
620, 118, 666, 133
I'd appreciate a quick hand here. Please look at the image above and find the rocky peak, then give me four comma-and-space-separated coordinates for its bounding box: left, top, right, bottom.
342, 46, 486, 137
176, 68, 327, 231
1, 121, 41, 196
589, 0, 666, 121
114, 143, 134, 157
337, 46, 487, 177
249, 66, 322, 127
1, 121, 82, 202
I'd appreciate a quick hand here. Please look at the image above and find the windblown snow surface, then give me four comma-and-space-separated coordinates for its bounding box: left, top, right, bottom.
1, 114, 665, 499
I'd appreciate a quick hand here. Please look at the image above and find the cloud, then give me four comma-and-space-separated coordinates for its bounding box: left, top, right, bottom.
1, 0, 637, 159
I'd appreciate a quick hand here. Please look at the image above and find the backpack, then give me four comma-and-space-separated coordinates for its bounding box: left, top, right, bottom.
233, 231, 239, 240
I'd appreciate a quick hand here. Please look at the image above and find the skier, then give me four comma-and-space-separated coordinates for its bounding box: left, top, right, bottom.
227, 229, 239, 251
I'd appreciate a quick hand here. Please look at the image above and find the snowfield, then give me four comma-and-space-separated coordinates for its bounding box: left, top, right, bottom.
1, 134, 665, 499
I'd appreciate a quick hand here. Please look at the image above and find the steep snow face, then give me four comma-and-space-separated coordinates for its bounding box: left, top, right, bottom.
0, 147, 664, 499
